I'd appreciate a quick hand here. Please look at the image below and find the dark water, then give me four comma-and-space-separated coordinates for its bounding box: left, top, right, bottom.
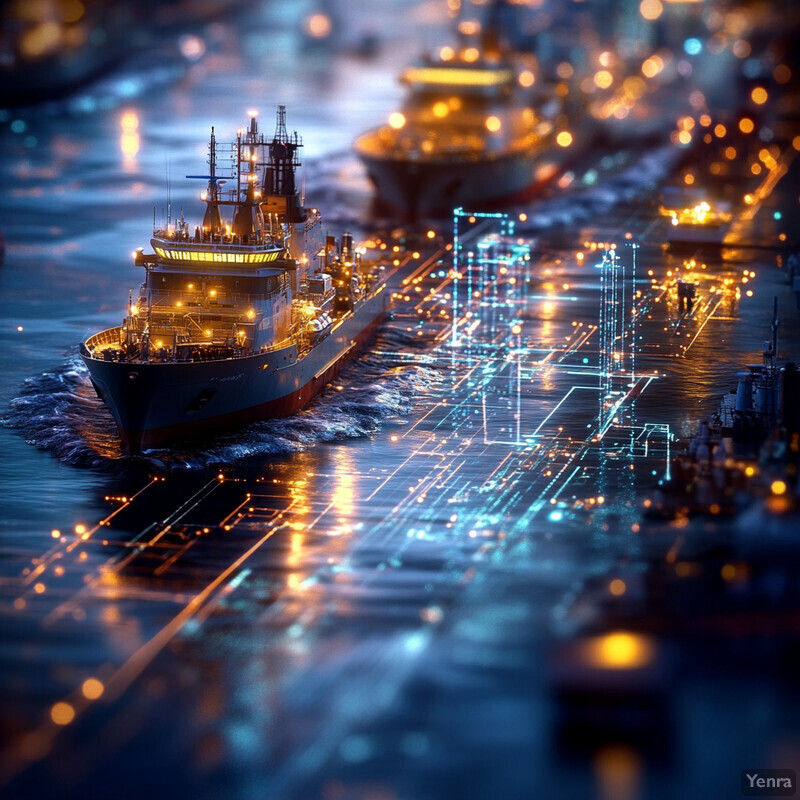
2, 3, 800, 799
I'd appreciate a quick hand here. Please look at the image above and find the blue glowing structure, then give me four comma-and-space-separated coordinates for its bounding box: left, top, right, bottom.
597, 248, 627, 428
451, 206, 514, 348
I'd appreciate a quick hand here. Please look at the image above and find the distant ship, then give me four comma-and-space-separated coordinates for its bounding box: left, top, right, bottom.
354, 31, 572, 220
658, 187, 732, 245
81, 107, 389, 455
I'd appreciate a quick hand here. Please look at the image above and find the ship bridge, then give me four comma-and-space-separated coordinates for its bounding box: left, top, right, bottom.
150, 239, 288, 267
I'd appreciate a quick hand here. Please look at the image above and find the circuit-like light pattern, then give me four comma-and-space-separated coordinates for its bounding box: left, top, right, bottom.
0, 210, 761, 791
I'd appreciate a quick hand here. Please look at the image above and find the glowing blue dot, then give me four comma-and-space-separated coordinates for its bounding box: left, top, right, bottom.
773, 211, 782, 220
405, 631, 427, 651
684, 38, 702, 56
115, 78, 141, 98
10, 119, 26, 134
582, 357, 589, 364
72, 96, 97, 113
548, 510, 563, 522
340, 735, 373, 763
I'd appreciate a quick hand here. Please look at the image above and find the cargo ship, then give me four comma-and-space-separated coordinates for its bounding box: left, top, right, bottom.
81, 107, 389, 455
353, 29, 572, 220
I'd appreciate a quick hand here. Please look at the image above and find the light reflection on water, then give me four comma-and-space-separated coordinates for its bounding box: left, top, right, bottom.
1, 4, 799, 799
2, 165, 796, 800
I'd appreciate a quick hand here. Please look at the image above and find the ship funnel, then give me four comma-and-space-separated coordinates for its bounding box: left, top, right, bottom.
735, 372, 752, 413
203, 203, 222, 233
261, 105, 306, 223
232, 174, 265, 238
232, 203, 265, 237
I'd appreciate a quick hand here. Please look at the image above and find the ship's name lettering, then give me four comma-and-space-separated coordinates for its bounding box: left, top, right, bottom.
218, 374, 244, 382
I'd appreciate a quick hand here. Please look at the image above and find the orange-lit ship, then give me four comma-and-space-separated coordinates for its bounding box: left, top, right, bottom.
659, 187, 732, 245
81, 107, 389, 455
354, 34, 572, 220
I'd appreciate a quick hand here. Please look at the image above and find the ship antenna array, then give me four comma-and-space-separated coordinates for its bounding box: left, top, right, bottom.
274, 104, 289, 143
272, 104, 303, 163
165, 155, 171, 227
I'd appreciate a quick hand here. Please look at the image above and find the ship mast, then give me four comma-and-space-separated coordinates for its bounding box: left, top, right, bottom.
202, 127, 222, 234
232, 112, 265, 238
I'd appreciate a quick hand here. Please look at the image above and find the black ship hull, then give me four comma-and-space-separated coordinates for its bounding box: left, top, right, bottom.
356, 142, 566, 220
82, 288, 387, 454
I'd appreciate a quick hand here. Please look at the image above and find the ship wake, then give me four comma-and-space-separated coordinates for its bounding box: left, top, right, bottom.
1, 329, 440, 470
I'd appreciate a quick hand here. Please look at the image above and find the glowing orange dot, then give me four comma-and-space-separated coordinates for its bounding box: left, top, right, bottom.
593, 70, 613, 89
82, 678, 104, 700
739, 117, 755, 134
485, 115, 501, 133
556, 131, 573, 147
304, 13, 332, 38
639, 0, 663, 21
51, 702, 75, 725
609, 578, 627, 596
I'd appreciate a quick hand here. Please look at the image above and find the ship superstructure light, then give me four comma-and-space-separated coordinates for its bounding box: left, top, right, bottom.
402, 66, 513, 87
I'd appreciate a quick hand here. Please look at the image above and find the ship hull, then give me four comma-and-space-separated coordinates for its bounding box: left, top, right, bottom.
356, 142, 566, 220
82, 287, 387, 454
667, 223, 728, 245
